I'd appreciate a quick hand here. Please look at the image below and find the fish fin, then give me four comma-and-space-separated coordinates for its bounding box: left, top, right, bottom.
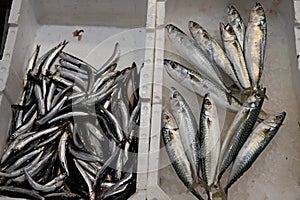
225, 93, 233, 105
212, 184, 228, 200
227, 83, 241, 94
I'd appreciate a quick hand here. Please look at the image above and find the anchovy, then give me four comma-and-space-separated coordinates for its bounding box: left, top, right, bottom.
164, 59, 242, 112
10, 111, 37, 139
165, 24, 228, 92
220, 23, 251, 90
24, 45, 40, 86
218, 89, 265, 181
58, 132, 70, 175
0, 186, 45, 200
227, 5, 246, 50
244, 2, 267, 88
98, 42, 120, 74
24, 168, 64, 192
225, 112, 286, 192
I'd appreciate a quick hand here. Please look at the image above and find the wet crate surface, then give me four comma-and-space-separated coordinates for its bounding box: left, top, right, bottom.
149, 0, 300, 200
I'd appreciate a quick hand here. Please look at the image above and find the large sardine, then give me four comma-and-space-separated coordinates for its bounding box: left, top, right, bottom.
199, 93, 221, 187
220, 23, 251, 90
225, 112, 286, 192
227, 5, 246, 50
217, 89, 265, 181
169, 87, 201, 179
162, 109, 204, 200
244, 2, 267, 88
164, 60, 242, 112
188, 21, 241, 90
165, 24, 228, 92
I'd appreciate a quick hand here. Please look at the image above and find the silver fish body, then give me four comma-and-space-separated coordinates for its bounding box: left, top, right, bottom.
164, 60, 242, 112
220, 23, 251, 90
199, 93, 221, 186
218, 89, 265, 181
169, 87, 200, 179
188, 21, 241, 90
227, 5, 246, 50
165, 24, 227, 92
244, 2, 267, 88
225, 112, 286, 192
162, 109, 204, 200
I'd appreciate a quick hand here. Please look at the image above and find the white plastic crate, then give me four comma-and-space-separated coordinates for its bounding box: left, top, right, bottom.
148, 0, 300, 200
0, 0, 157, 199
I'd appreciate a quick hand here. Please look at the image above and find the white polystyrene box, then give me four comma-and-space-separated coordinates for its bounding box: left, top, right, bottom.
148, 0, 300, 200
0, 0, 157, 199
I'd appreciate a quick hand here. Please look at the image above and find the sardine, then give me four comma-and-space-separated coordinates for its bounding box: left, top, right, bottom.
227, 5, 246, 50
165, 24, 228, 92
244, 2, 267, 88
188, 21, 241, 89
169, 87, 200, 179
199, 93, 221, 187
217, 89, 265, 181
164, 59, 242, 112
225, 112, 286, 192
220, 23, 251, 90
162, 109, 204, 200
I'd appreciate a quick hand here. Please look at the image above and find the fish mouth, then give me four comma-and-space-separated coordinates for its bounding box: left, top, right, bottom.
227, 5, 237, 15
274, 112, 286, 123
170, 87, 179, 99
188, 20, 200, 29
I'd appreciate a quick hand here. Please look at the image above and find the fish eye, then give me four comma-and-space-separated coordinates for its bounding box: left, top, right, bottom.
202, 32, 208, 38
171, 62, 176, 69
275, 115, 283, 121
205, 99, 211, 105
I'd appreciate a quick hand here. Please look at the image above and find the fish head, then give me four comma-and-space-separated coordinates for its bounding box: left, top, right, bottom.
220, 23, 236, 41
244, 88, 266, 108
169, 87, 185, 111
188, 21, 210, 41
262, 112, 286, 137
263, 112, 286, 128
227, 5, 243, 26
227, 5, 238, 17
165, 24, 185, 42
162, 109, 172, 124
164, 59, 188, 82
249, 2, 265, 23
203, 93, 213, 111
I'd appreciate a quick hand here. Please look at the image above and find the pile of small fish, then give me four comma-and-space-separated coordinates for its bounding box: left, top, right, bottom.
162, 3, 286, 200
0, 41, 140, 199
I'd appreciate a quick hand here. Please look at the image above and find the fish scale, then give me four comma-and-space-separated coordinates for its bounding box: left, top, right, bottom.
162, 109, 204, 200
169, 87, 201, 180
199, 93, 221, 187
218, 89, 265, 181
225, 112, 286, 192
